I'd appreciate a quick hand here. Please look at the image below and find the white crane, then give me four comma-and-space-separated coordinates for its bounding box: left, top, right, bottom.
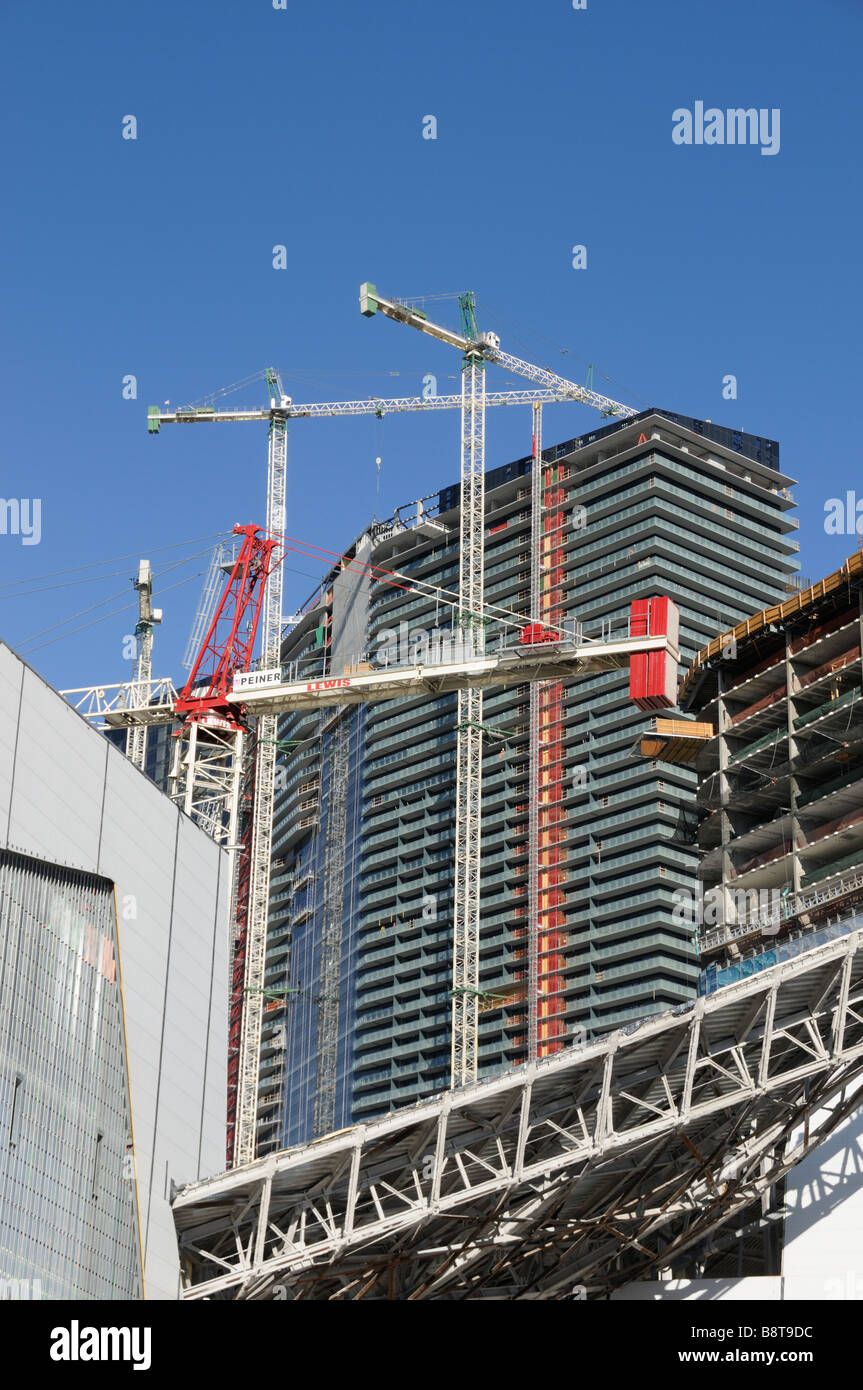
358, 285, 638, 1085
84, 326, 639, 1154
144, 373, 609, 1162
125, 559, 162, 772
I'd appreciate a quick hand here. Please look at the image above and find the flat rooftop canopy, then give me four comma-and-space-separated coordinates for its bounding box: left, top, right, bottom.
173, 924, 863, 1300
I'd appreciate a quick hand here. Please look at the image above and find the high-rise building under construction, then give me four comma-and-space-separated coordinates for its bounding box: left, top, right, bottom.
255, 408, 798, 1155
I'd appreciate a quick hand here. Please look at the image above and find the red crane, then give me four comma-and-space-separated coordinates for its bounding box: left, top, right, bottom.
175, 524, 278, 722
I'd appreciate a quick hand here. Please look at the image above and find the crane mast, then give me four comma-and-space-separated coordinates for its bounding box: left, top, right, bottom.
452, 305, 487, 1086
360, 283, 637, 1084
148, 372, 292, 1167
234, 376, 288, 1166
126, 560, 161, 772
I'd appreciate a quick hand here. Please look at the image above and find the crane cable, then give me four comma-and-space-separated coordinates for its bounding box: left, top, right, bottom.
16, 541, 230, 653
268, 530, 544, 635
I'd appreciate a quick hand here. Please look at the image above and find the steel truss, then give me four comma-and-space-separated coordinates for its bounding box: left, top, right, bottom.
168, 717, 245, 847
174, 922, 863, 1300
452, 351, 486, 1088
61, 677, 178, 725
126, 560, 160, 772
151, 388, 602, 426
234, 408, 288, 1166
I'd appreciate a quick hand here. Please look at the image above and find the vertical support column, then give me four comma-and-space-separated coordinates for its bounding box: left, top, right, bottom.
225, 728, 246, 910
716, 672, 735, 933
126, 559, 158, 772
235, 408, 288, 1165
451, 352, 485, 1089
785, 629, 803, 901
183, 722, 198, 817
226, 740, 255, 1167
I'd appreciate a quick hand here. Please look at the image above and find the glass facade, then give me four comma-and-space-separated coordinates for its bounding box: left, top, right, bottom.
0, 849, 142, 1299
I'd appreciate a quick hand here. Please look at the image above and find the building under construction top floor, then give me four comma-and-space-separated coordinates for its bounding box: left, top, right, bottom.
642, 549, 863, 988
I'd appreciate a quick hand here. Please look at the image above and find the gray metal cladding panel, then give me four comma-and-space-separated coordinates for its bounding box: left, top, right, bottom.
0, 645, 230, 1299
98, 726, 228, 1291
0, 648, 22, 831
6, 668, 106, 871
0, 849, 141, 1299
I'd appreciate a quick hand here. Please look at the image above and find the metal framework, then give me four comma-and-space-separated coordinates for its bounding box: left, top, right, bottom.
183, 540, 237, 672
56, 363, 635, 1173
62, 676, 177, 726
167, 524, 276, 871
235, 393, 288, 1167
313, 709, 352, 1137
452, 344, 487, 1087
536, 436, 570, 1058
231, 629, 678, 715
522, 405, 569, 1056
125, 559, 161, 771
169, 718, 246, 846
173, 920, 863, 1300
357, 285, 639, 423
148, 389, 604, 429
227, 736, 256, 1165
359, 284, 638, 1089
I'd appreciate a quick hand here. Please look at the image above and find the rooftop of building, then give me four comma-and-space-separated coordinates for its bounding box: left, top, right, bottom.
284, 407, 796, 634
439, 408, 791, 517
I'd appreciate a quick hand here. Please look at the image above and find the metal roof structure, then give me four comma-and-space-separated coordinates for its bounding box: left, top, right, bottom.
173, 922, 863, 1299
227, 630, 679, 716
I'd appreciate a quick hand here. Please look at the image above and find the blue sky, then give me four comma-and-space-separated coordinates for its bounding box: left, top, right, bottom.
2, 0, 861, 692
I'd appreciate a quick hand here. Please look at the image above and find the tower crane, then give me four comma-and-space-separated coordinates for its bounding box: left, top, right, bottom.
147, 369, 288, 1167
358, 284, 638, 1085
126, 559, 162, 772
68, 339, 644, 1163
147, 370, 637, 1153
69, 375, 609, 1164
